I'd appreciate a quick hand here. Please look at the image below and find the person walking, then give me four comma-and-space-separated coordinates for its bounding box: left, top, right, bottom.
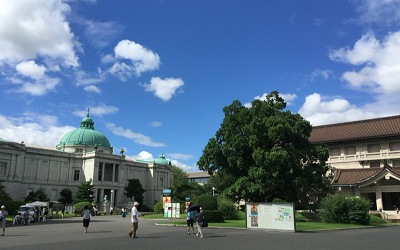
128, 202, 139, 238
0, 205, 8, 236
195, 207, 204, 238
82, 205, 91, 233
121, 207, 127, 219
186, 206, 195, 235
23, 209, 30, 225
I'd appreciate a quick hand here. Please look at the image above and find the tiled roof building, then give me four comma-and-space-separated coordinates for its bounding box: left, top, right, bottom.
310, 115, 400, 211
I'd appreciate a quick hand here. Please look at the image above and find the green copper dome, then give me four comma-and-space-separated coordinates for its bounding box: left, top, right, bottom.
155, 153, 171, 165
56, 111, 111, 150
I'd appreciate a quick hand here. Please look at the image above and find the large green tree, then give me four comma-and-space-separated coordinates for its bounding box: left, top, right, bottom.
25, 188, 49, 202
59, 188, 73, 205
197, 91, 331, 204
171, 165, 205, 202
124, 179, 145, 204
74, 180, 95, 203
0, 181, 11, 203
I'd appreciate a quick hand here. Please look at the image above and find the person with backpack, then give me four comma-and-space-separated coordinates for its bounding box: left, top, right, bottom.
186, 205, 195, 235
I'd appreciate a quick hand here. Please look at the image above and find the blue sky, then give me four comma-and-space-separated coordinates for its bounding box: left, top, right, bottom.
1, 0, 400, 172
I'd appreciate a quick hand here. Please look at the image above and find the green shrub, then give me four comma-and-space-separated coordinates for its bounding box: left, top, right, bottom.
73, 202, 92, 215
319, 193, 371, 225
217, 196, 238, 220
139, 204, 152, 212
369, 214, 387, 224
347, 197, 370, 225
4, 200, 25, 216
295, 212, 307, 222
202, 210, 224, 223
153, 201, 163, 213
195, 194, 217, 210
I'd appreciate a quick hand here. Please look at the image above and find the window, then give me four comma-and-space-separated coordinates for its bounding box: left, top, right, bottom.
114, 164, 119, 182
345, 146, 356, 155
75, 148, 83, 153
389, 142, 400, 151
370, 161, 380, 168
367, 144, 380, 153
392, 159, 400, 167
0, 162, 6, 176
159, 177, 164, 187
330, 147, 340, 156
98, 163, 103, 181
74, 170, 80, 181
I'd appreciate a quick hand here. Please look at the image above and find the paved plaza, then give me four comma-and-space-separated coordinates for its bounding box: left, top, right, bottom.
0, 216, 399, 250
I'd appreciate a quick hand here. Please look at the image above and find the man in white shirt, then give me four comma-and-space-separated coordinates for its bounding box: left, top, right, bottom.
128, 202, 139, 238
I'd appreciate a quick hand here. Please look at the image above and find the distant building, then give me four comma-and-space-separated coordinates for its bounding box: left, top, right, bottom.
0, 111, 172, 208
188, 172, 210, 185
310, 115, 400, 211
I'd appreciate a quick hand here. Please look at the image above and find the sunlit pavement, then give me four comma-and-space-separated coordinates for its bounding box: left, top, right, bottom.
1, 216, 400, 250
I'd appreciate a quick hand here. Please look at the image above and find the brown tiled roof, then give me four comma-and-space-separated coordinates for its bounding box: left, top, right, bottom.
331, 166, 400, 186
309, 115, 400, 143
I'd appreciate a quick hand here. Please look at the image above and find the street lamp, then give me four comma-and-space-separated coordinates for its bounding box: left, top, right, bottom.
212, 187, 216, 196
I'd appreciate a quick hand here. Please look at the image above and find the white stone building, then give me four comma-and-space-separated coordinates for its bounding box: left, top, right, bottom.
0, 112, 172, 209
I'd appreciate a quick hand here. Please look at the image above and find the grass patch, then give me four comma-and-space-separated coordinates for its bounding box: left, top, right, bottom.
145, 211, 390, 232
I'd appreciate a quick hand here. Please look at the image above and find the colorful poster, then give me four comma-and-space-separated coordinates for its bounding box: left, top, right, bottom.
246, 202, 295, 231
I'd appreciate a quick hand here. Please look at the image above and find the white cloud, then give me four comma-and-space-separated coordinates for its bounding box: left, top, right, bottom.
132, 151, 154, 161
245, 92, 297, 107
167, 153, 194, 161
83, 20, 123, 49
74, 70, 105, 93
109, 40, 161, 79
309, 69, 333, 81
143, 77, 184, 101
106, 122, 165, 147
8, 75, 61, 96
329, 31, 400, 94
354, 0, 400, 26
16, 60, 46, 80
0, 0, 79, 68
149, 121, 162, 127
73, 104, 119, 117
297, 93, 398, 125
83, 85, 101, 93
0, 113, 74, 147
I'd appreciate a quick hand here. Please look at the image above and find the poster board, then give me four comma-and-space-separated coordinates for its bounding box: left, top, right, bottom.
164, 202, 180, 218
246, 202, 295, 232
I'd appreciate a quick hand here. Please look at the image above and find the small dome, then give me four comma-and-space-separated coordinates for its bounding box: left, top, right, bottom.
155, 153, 170, 165
56, 110, 111, 150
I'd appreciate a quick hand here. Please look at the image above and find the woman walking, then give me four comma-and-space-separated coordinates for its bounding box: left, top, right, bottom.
195, 207, 204, 238
82, 205, 91, 233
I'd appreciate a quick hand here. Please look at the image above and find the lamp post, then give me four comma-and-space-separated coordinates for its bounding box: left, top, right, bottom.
212, 187, 216, 196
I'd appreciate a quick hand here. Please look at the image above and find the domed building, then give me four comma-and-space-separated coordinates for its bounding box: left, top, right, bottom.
0, 112, 172, 209
56, 111, 113, 154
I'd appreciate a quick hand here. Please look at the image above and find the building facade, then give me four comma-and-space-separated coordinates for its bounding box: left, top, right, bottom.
0, 112, 172, 209
309, 115, 400, 211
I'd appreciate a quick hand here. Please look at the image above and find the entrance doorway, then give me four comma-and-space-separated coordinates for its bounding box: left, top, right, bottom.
382, 192, 400, 211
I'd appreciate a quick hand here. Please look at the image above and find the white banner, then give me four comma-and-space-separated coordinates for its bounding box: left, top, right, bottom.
246, 202, 295, 232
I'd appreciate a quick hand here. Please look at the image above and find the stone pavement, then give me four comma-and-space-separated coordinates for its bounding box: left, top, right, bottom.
0, 215, 400, 250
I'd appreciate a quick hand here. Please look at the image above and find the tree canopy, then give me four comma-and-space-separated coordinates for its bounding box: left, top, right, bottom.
59, 188, 73, 205
25, 188, 49, 202
197, 91, 331, 204
124, 179, 145, 204
74, 180, 95, 203
171, 165, 205, 202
